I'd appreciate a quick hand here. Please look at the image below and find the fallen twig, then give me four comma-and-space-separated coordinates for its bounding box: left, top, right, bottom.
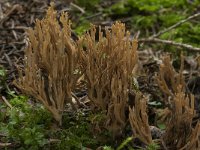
71, 92, 87, 108
0, 4, 23, 26
0, 142, 12, 147
0, 26, 29, 31
139, 38, 200, 52
137, 12, 200, 52
48, 139, 61, 144
85, 12, 102, 20
151, 12, 200, 38
70, 2, 85, 14
1, 96, 13, 108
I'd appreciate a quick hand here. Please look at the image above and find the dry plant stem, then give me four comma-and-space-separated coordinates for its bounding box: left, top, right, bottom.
151, 12, 200, 38
0, 143, 12, 147
70, 2, 85, 13
85, 12, 102, 20
47, 139, 61, 144
139, 38, 200, 52
1, 96, 12, 108
0, 26, 29, 31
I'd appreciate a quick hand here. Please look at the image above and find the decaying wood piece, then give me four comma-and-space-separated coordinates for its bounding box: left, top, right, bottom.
129, 93, 152, 145
77, 22, 138, 135
14, 4, 79, 124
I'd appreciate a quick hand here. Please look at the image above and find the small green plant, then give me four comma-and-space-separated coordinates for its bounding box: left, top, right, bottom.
74, 20, 91, 35
103, 146, 113, 150
0, 67, 6, 79
72, 0, 103, 36
146, 142, 160, 150
102, 137, 134, 150
0, 92, 52, 149
101, 135, 160, 150
106, 0, 200, 55
117, 137, 133, 150
52, 111, 100, 149
0, 67, 6, 93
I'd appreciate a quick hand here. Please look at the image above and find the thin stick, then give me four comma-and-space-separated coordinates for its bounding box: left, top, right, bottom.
139, 38, 200, 52
48, 139, 61, 144
0, 142, 12, 147
0, 4, 22, 26
70, 2, 85, 14
0, 26, 29, 31
1, 96, 12, 108
71, 92, 87, 107
151, 12, 200, 38
85, 12, 102, 20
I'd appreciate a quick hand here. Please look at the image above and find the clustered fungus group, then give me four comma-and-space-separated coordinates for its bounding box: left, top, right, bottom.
14, 4, 200, 150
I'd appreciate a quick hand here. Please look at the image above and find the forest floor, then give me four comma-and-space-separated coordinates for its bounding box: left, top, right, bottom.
1, 0, 200, 150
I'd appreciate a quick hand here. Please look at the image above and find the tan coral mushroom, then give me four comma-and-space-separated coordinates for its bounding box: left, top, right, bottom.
77, 22, 138, 136
14, 4, 79, 124
129, 93, 152, 145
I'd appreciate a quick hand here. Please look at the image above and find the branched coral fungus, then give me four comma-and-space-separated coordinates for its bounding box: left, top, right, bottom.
77, 23, 138, 135
129, 93, 152, 145
163, 86, 200, 150
14, 4, 79, 124
157, 56, 200, 149
157, 55, 185, 98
